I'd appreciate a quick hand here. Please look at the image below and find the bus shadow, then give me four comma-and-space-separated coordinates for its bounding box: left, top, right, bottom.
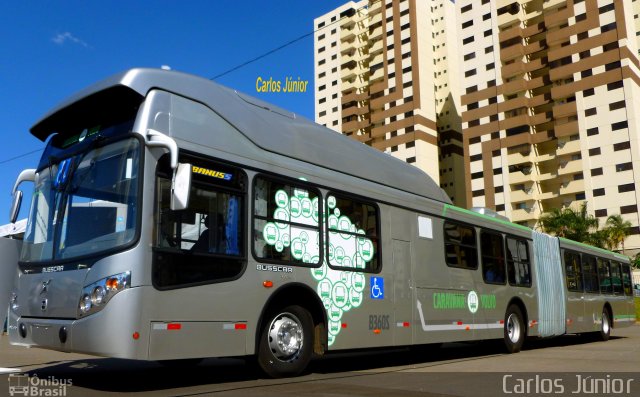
24, 335, 626, 393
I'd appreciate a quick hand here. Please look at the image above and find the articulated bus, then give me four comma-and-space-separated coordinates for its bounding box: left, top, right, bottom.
8, 69, 636, 377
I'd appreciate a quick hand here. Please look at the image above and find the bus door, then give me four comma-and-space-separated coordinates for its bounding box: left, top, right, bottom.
391, 238, 412, 346
563, 250, 586, 332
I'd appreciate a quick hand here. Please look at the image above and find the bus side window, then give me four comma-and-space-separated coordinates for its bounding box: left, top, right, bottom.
597, 258, 612, 294
622, 264, 632, 296
610, 262, 623, 295
505, 237, 531, 287
253, 176, 321, 267
480, 231, 505, 284
564, 251, 583, 292
443, 221, 478, 270
326, 192, 379, 272
582, 255, 599, 293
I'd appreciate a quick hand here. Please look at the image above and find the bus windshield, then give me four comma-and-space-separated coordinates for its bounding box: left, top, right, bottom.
21, 137, 141, 264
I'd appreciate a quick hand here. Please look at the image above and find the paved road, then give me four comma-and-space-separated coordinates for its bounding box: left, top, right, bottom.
1, 325, 639, 396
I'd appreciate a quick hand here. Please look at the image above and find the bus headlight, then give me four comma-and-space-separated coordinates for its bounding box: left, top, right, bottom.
78, 271, 131, 318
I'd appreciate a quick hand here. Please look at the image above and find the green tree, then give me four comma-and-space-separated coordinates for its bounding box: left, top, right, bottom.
603, 214, 632, 252
540, 202, 599, 243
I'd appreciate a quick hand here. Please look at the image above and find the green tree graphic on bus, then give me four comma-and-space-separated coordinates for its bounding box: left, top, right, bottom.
262, 190, 374, 346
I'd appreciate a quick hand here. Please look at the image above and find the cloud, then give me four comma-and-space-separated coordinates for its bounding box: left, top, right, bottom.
52, 32, 90, 48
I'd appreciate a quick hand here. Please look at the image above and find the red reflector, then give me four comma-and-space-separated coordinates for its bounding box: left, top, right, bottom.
403, 322, 410, 328
499, 320, 505, 325
167, 323, 181, 330
132, 332, 140, 340
235, 323, 247, 330
341, 323, 347, 328
457, 321, 463, 326
373, 329, 381, 334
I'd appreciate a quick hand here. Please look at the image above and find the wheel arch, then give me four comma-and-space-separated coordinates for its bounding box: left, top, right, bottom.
506, 297, 529, 337
255, 282, 327, 356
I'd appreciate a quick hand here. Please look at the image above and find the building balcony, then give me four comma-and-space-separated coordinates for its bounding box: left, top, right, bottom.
559, 179, 585, 196
511, 207, 540, 223
510, 188, 536, 203
556, 139, 580, 156
557, 159, 583, 176
370, 39, 383, 56
341, 68, 357, 81
507, 150, 533, 166
340, 28, 356, 42
342, 105, 369, 118
552, 101, 577, 120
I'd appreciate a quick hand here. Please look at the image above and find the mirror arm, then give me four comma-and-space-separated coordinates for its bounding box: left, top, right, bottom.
146, 129, 178, 170
12, 169, 36, 194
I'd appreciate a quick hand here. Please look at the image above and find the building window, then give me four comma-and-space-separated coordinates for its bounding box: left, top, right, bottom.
610, 101, 626, 111
407, 156, 416, 164
485, 46, 493, 53
586, 127, 599, 136
614, 141, 631, 151
471, 171, 483, 179
593, 188, 605, 197
465, 69, 477, 77
612, 120, 628, 130
464, 52, 476, 61
621, 205, 638, 214
616, 162, 633, 172
585, 108, 597, 116
463, 36, 475, 45
607, 81, 623, 91
595, 209, 608, 217
583, 88, 595, 97
618, 183, 635, 193
591, 167, 603, 176
606, 61, 622, 71
588, 148, 601, 156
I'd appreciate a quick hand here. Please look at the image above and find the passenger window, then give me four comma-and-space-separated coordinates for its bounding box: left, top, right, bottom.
153, 157, 246, 289
582, 255, 600, 293
444, 221, 478, 269
622, 264, 632, 296
325, 193, 379, 272
253, 176, 321, 266
610, 262, 623, 295
564, 251, 583, 292
506, 237, 531, 287
481, 231, 506, 284
597, 258, 612, 294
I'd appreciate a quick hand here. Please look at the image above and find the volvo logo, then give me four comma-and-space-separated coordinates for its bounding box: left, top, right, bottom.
41, 298, 48, 312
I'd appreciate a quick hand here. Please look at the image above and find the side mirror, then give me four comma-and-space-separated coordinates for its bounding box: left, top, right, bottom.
9, 191, 23, 224
171, 163, 192, 211
10, 168, 36, 223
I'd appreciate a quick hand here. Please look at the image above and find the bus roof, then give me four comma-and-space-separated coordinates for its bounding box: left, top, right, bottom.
31, 68, 452, 204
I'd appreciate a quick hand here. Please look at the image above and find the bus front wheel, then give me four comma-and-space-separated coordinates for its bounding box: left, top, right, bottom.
503, 304, 525, 353
257, 305, 313, 378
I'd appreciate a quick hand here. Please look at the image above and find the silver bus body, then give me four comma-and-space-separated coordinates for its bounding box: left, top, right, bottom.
8, 69, 635, 376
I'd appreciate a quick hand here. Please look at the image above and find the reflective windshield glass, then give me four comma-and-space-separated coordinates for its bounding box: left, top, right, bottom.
21, 138, 141, 262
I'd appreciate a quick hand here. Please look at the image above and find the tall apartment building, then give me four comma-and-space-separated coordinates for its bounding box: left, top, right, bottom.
314, 0, 466, 206
459, 0, 640, 250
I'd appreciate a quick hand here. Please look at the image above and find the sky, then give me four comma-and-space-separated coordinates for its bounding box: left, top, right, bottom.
0, 0, 347, 223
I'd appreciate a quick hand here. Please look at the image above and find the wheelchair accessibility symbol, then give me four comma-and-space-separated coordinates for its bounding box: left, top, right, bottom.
370, 277, 384, 300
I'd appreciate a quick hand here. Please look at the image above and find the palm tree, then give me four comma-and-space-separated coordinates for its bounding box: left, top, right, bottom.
540, 202, 599, 244
604, 214, 632, 252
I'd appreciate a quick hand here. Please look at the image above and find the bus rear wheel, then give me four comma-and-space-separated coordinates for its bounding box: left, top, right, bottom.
257, 305, 313, 378
503, 304, 525, 353
597, 308, 611, 342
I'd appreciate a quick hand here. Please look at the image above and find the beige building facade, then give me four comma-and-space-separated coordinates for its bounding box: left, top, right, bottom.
315, 0, 640, 252
314, 0, 466, 206
459, 0, 640, 251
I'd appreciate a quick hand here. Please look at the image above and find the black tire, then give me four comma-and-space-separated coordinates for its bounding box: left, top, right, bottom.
504, 304, 525, 353
597, 308, 611, 342
257, 305, 314, 378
